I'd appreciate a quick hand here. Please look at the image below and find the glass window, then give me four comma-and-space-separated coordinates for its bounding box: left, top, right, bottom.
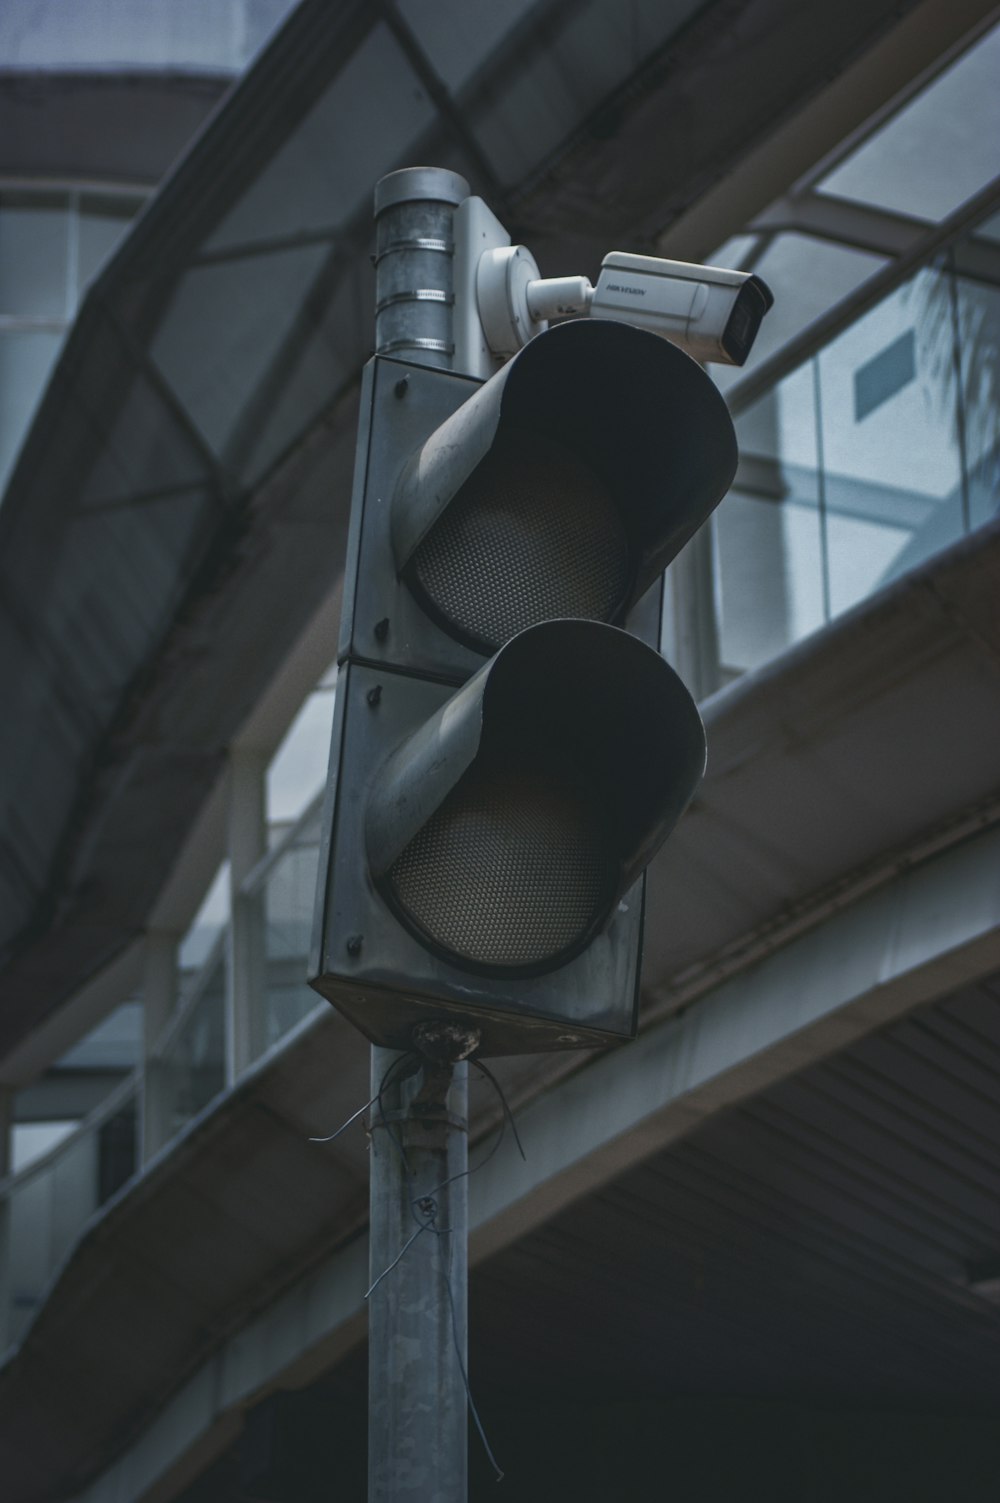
261, 810, 324, 1053
0, 330, 65, 490
179, 859, 231, 973
78, 199, 141, 295
953, 271, 1000, 530
816, 23, 1000, 222
712, 235, 885, 394
816, 265, 964, 607
0, 197, 69, 317
705, 235, 761, 272
266, 672, 337, 826
715, 363, 824, 672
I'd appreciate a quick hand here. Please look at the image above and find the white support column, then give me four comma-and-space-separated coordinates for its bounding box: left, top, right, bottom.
226, 748, 267, 1085
141, 931, 178, 1165
0, 1085, 13, 1351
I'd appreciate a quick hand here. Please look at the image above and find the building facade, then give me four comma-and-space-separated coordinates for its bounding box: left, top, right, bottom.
0, 0, 999, 1497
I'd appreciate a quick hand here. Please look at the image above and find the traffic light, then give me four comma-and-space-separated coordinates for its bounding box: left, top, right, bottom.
309, 317, 737, 1055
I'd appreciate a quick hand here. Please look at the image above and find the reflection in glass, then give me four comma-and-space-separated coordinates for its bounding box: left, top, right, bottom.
953, 271, 1000, 530
817, 266, 964, 605
715, 364, 824, 671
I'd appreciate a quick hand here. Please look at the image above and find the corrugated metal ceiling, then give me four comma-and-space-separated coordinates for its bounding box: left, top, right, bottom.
472, 975, 1000, 1409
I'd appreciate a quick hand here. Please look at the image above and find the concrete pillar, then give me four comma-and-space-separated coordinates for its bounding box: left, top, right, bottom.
226, 748, 267, 1084
141, 931, 178, 1165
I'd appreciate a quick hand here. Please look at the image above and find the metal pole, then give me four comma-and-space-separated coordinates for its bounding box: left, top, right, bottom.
368, 1026, 478, 1502
369, 167, 478, 1503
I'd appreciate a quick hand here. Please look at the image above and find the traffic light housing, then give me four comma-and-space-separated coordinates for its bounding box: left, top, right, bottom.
310, 319, 736, 1055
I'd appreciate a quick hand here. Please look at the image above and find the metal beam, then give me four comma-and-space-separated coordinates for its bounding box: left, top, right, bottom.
655, 0, 1000, 261
748, 192, 925, 258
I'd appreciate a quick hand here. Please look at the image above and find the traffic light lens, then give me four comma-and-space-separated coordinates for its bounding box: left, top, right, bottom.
387, 759, 615, 972
407, 433, 630, 654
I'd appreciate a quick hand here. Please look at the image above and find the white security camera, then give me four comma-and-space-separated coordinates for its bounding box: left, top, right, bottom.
456, 196, 774, 374
588, 252, 773, 367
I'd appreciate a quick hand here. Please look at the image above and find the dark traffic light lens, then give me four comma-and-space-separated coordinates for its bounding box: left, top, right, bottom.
387, 759, 616, 973
407, 432, 631, 654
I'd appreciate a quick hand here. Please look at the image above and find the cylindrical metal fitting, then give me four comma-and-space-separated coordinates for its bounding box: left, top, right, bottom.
374, 166, 470, 370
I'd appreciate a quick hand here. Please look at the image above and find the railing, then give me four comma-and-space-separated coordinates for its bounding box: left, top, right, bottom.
0, 792, 328, 1348
713, 201, 999, 675
1, 1074, 138, 1346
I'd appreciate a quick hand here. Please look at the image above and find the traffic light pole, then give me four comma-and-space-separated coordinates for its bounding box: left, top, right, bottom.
368, 167, 478, 1503
331, 161, 743, 1499
368, 1030, 477, 1501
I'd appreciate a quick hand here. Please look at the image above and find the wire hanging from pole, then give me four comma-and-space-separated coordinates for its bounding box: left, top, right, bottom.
310, 1051, 525, 1482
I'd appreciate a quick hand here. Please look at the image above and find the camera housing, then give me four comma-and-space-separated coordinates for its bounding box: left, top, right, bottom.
590, 252, 774, 367
456, 195, 775, 370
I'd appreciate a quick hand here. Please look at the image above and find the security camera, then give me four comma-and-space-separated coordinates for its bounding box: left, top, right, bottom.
588, 252, 773, 367
458, 196, 773, 372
